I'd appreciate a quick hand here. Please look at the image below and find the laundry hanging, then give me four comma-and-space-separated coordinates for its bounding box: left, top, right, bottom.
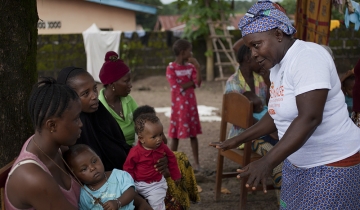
82, 23, 121, 82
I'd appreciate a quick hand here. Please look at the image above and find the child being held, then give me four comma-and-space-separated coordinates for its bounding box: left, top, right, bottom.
63, 144, 136, 210
124, 113, 181, 210
243, 91, 278, 145
243, 91, 268, 121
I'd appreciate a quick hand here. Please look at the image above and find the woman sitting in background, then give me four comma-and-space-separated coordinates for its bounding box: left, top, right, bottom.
341, 70, 355, 116
224, 43, 282, 202
351, 57, 360, 127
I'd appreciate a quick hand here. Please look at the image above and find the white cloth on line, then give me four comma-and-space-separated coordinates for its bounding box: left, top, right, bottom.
135, 176, 167, 210
82, 23, 121, 82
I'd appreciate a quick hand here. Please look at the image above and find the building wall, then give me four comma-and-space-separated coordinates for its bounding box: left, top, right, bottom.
37, 0, 136, 34
37, 25, 360, 80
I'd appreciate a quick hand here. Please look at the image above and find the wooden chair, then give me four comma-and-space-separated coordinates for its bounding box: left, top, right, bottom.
0, 159, 15, 210
214, 92, 274, 210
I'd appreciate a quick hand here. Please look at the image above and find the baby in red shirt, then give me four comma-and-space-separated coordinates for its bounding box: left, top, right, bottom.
123, 113, 181, 210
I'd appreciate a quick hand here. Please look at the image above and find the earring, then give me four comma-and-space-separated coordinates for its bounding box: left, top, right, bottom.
112, 86, 115, 91
278, 39, 282, 42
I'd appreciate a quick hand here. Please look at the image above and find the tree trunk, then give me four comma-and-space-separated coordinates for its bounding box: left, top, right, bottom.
206, 36, 214, 81
0, 1, 38, 167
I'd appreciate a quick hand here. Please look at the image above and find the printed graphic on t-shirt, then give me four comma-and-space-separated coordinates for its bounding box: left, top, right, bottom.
268, 82, 284, 115
175, 69, 192, 77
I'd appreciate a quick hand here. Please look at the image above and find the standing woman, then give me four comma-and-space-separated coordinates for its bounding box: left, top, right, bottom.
218, 1, 360, 209
5, 78, 81, 210
98, 51, 138, 146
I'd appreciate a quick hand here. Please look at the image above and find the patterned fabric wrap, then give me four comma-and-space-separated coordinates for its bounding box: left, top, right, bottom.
351, 111, 360, 127
280, 159, 360, 209
165, 151, 200, 210
238, 0, 296, 37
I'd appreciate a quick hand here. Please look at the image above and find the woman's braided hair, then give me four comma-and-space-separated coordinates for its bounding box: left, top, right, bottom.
28, 77, 79, 131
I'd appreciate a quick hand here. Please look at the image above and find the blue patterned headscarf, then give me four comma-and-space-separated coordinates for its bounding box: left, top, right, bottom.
238, 0, 296, 37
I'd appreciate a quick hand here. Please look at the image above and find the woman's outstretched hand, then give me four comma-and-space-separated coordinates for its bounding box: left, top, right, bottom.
209, 137, 242, 151
236, 158, 272, 193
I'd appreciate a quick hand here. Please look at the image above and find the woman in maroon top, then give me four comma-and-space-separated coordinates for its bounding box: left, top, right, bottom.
351, 58, 360, 127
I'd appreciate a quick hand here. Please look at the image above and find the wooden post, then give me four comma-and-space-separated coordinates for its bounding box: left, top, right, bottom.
206, 36, 214, 81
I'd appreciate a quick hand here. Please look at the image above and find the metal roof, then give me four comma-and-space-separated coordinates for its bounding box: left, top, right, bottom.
155, 14, 295, 31
86, 0, 157, 15
154, 15, 246, 31
154, 15, 182, 31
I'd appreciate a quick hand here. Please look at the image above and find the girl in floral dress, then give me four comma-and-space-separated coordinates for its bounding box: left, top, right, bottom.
166, 39, 202, 171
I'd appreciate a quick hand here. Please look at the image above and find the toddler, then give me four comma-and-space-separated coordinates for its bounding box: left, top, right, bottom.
243, 91, 268, 121
166, 39, 202, 171
63, 144, 136, 210
123, 113, 181, 210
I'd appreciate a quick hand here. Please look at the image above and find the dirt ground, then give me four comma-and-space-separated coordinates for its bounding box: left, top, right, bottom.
130, 76, 278, 210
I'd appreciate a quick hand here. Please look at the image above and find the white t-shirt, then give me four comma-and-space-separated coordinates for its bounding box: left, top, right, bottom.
268, 40, 360, 168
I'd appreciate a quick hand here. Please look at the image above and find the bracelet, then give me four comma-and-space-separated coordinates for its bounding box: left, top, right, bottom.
115, 199, 122, 209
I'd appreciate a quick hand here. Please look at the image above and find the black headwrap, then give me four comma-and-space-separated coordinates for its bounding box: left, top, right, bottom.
57, 66, 84, 84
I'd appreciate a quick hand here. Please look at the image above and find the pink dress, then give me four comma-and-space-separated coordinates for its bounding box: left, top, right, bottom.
5, 136, 80, 210
166, 62, 202, 139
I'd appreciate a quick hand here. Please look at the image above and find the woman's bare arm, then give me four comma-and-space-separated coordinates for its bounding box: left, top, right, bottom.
7, 164, 77, 210
217, 112, 277, 150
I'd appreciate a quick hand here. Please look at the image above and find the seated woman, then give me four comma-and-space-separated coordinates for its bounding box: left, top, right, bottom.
97, 51, 200, 210
225, 44, 282, 201
341, 69, 356, 116
5, 78, 81, 210
243, 91, 279, 146
57, 68, 153, 210
243, 91, 267, 121
352, 58, 360, 127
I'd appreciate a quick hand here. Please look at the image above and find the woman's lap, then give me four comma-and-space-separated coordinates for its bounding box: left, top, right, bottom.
252, 139, 282, 189
165, 151, 200, 210
280, 159, 360, 209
